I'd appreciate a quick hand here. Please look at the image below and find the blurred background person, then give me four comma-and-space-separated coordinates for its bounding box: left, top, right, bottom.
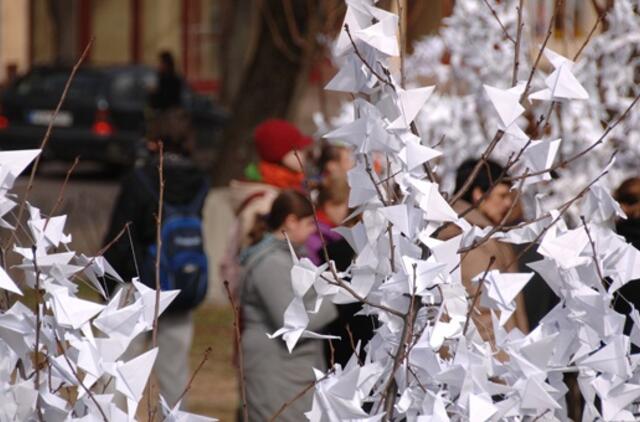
239, 190, 337, 421
146, 51, 193, 157
317, 141, 355, 180
103, 132, 209, 409
613, 177, 640, 336
442, 158, 529, 345
305, 175, 350, 266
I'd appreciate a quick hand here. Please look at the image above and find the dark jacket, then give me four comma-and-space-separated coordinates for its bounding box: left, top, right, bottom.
103, 153, 207, 294
614, 218, 640, 337
149, 73, 182, 111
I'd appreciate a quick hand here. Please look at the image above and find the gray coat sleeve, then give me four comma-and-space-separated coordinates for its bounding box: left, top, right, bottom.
252, 254, 337, 332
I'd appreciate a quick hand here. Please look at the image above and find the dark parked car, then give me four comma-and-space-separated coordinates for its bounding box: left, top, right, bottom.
0, 65, 227, 167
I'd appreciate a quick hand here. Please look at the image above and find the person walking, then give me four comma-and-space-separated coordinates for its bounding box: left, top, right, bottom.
103, 135, 209, 408
240, 190, 337, 421
146, 51, 193, 154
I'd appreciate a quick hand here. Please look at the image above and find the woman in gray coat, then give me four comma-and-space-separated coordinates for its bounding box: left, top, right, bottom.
240, 190, 338, 421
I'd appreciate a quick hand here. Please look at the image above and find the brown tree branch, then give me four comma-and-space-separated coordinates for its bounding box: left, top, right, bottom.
463, 256, 496, 335
482, 0, 516, 44
224, 281, 248, 422
512, 0, 524, 86
520, 0, 563, 102
44, 156, 80, 231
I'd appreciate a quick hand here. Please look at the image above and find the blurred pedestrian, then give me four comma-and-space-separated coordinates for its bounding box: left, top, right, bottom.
147, 51, 193, 153
240, 190, 337, 421
221, 119, 313, 295
306, 176, 350, 266
613, 177, 640, 335
103, 132, 209, 408
440, 159, 529, 347
317, 141, 355, 180
305, 176, 376, 367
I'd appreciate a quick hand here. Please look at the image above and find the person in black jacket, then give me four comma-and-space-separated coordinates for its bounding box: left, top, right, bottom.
149, 51, 182, 111
103, 135, 208, 409
613, 177, 640, 338
146, 51, 192, 154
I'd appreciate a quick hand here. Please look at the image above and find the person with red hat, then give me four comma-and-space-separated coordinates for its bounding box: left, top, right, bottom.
220, 119, 314, 297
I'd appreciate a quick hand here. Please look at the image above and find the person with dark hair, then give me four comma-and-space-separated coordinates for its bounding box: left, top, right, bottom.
317, 141, 355, 179
240, 190, 337, 421
613, 177, 640, 337
439, 159, 529, 350
146, 51, 192, 154
149, 51, 182, 111
454, 158, 514, 225
103, 134, 208, 408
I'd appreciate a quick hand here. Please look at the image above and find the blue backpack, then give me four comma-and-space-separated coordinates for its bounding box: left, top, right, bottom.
137, 169, 209, 312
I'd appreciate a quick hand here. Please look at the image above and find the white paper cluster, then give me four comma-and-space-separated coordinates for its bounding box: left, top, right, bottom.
406, 0, 640, 211
0, 150, 216, 420
276, 0, 640, 420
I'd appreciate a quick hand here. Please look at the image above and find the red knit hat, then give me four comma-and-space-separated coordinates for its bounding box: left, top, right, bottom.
254, 119, 313, 164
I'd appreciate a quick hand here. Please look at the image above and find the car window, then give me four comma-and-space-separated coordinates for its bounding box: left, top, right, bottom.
109, 72, 148, 107
15, 71, 101, 100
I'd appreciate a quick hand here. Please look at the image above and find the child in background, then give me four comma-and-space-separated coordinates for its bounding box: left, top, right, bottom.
305, 176, 350, 267
240, 190, 337, 421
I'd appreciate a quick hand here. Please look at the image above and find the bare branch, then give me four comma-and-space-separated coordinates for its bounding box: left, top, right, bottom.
521, 0, 563, 102
573, 10, 607, 61
482, 0, 516, 44
344, 24, 396, 92
463, 256, 496, 335
53, 333, 108, 422
224, 281, 249, 422
512, 0, 525, 86
44, 156, 80, 231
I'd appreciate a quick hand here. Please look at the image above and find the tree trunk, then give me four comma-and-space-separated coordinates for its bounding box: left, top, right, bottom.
211, 0, 315, 186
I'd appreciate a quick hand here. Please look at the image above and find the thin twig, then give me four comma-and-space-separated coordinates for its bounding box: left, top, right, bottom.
506, 170, 609, 269
152, 142, 164, 347
512, 0, 524, 86
149, 142, 164, 422
31, 246, 43, 420
573, 10, 607, 62
53, 333, 109, 422
174, 346, 213, 407
44, 156, 80, 230
507, 90, 640, 182
482, 0, 516, 44
7, 39, 93, 250
520, 0, 563, 102
580, 216, 605, 284
268, 369, 335, 421
78, 222, 131, 274
344, 24, 396, 92
463, 256, 496, 335
224, 281, 248, 422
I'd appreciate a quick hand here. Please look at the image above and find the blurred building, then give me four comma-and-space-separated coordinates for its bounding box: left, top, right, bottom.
1, 0, 221, 94
0, 0, 30, 85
